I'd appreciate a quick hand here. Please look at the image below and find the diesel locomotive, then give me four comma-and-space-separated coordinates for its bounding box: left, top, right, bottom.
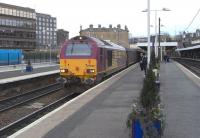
59, 36, 142, 84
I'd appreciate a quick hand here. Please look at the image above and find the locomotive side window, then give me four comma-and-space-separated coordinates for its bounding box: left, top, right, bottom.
107, 50, 112, 67
65, 44, 91, 56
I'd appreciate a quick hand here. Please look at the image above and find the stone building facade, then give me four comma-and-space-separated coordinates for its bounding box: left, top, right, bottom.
80, 24, 129, 48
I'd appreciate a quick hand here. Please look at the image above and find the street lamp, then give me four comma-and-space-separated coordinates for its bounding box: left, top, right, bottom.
48, 44, 51, 63
142, 8, 170, 58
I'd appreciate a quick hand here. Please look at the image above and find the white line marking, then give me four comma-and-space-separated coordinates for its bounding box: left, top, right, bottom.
9, 64, 138, 138
0, 70, 59, 84
0, 64, 58, 73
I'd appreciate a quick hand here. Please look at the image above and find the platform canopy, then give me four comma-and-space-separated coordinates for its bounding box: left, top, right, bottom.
176, 45, 200, 51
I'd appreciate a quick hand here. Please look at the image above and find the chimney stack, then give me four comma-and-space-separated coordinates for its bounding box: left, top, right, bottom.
125, 25, 128, 31
89, 24, 93, 29
117, 24, 121, 29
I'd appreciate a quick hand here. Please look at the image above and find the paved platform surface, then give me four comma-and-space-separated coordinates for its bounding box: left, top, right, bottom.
161, 62, 200, 138
9, 64, 144, 138
0, 63, 59, 82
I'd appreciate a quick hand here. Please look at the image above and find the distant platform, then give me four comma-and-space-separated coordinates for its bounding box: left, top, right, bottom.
0, 63, 59, 84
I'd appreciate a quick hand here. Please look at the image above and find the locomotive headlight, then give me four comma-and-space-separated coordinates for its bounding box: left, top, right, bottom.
86, 69, 95, 74
60, 69, 67, 73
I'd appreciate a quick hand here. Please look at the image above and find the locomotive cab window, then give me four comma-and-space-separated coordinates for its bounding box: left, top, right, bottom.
65, 43, 91, 56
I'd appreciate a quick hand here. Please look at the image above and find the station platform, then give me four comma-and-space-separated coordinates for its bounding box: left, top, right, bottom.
9, 64, 144, 138
7, 61, 200, 138
160, 61, 200, 138
0, 63, 59, 84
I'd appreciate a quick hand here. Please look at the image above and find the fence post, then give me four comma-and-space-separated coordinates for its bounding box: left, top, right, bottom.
8, 53, 10, 65
40, 52, 41, 63
34, 53, 36, 63
18, 53, 20, 64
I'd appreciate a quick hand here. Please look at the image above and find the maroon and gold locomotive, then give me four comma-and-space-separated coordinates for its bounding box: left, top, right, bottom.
60, 36, 140, 84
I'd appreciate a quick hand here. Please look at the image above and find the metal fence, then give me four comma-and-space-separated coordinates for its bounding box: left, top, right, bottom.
23, 51, 59, 63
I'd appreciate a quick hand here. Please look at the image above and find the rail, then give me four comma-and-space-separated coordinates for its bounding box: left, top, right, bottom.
172, 57, 200, 77
0, 83, 62, 113
0, 92, 79, 137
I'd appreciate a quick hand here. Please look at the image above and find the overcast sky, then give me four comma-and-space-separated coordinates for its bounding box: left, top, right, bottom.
1, 0, 200, 38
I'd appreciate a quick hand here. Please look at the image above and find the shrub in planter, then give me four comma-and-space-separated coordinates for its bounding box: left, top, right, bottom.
140, 68, 160, 110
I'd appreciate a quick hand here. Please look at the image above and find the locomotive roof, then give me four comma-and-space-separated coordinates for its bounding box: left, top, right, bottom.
71, 36, 126, 51
90, 37, 126, 51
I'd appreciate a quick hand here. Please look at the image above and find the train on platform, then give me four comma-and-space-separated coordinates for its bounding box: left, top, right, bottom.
59, 36, 143, 85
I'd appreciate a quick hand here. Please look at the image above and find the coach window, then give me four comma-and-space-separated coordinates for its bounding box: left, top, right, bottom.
107, 50, 112, 67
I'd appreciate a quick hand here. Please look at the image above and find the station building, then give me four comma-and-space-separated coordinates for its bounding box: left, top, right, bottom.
0, 2, 36, 50
57, 29, 69, 48
80, 24, 129, 48
36, 13, 57, 49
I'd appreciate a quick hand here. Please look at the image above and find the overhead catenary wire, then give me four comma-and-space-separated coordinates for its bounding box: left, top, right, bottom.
184, 8, 200, 32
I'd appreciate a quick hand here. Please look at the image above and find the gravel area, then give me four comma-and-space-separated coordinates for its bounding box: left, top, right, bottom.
0, 74, 59, 101
0, 84, 89, 129
0, 89, 66, 129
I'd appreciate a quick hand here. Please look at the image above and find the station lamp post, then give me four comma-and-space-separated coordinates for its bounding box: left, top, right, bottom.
147, 0, 151, 68
142, 7, 170, 60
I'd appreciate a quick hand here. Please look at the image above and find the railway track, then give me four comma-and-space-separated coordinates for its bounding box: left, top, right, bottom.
0, 83, 62, 113
173, 58, 200, 76
0, 92, 79, 137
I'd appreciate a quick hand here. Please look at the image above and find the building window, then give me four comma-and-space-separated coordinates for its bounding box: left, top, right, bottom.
13, 20, 17, 26
16, 10, 20, 16
24, 11, 27, 18
16, 20, 20, 27
13, 9, 17, 16
20, 11, 23, 17
0, 7, 2, 14
8, 9, 12, 15
1, 19, 5, 25
5, 8, 9, 15
33, 13, 36, 19
1, 8, 4, 14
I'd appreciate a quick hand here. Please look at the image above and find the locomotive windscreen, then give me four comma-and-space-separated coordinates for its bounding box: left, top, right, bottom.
65, 43, 92, 56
